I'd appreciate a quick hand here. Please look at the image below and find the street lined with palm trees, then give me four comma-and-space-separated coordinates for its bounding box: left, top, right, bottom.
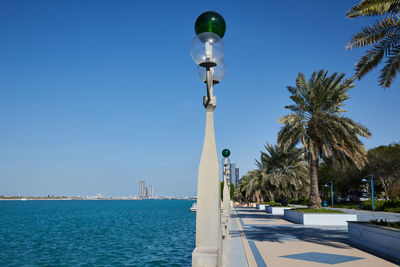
228, 1, 400, 265
235, 70, 372, 209
230, 10, 400, 258
234, 0, 400, 211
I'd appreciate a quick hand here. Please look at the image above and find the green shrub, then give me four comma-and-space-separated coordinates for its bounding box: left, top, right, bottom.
383, 199, 400, 209
383, 199, 400, 213
294, 208, 344, 213
384, 207, 400, 213
334, 202, 361, 209
360, 199, 400, 212
360, 200, 385, 211
288, 198, 308, 205
260, 201, 277, 205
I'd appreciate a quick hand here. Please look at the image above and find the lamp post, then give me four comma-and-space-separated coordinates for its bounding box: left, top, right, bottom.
324, 181, 334, 208
222, 149, 231, 219
221, 149, 231, 265
361, 174, 374, 211
190, 11, 226, 267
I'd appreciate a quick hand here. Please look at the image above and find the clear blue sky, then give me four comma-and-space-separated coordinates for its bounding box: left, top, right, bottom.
0, 0, 399, 197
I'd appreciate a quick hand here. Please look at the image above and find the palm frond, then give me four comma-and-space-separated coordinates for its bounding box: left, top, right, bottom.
380, 45, 400, 87
347, 1, 400, 87
347, 16, 400, 50
347, 0, 400, 18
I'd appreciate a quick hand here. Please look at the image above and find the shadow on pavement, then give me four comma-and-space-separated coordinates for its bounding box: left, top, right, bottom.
234, 208, 281, 220
231, 209, 350, 249
241, 225, 349, 249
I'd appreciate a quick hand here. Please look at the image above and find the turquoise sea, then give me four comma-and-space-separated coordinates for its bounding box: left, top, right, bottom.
0, 200, 195, 266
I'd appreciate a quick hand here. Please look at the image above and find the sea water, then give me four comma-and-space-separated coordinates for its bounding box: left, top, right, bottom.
0, 200, 195, 266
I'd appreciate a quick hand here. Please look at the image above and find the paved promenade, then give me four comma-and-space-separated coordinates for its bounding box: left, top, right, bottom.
231, 207, 399, 267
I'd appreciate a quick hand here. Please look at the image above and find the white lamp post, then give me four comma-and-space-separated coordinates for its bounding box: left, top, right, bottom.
221, 149, 231, 265
222, 149, 231, 220
190, 11, 226, 267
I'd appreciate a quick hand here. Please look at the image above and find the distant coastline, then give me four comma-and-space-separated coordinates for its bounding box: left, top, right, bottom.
0, 196, 196, 201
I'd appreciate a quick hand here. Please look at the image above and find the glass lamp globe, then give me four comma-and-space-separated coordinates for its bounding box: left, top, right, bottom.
195, 11, 226, 38
222, 148, 230, 157
190, 32, 224, 67
197, 59, 226, 84
223, 157, 230, 166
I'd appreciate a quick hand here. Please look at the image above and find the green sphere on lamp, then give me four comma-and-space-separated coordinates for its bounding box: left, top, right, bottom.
195, 11, 226, 38
222, 149, 230, 158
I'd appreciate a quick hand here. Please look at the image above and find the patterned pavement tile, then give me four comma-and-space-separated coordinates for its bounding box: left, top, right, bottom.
280, 252, 364, 265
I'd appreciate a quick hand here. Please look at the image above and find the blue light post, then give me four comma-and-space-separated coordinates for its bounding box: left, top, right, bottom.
361, 174, 374, 211
324, 181, 334, 208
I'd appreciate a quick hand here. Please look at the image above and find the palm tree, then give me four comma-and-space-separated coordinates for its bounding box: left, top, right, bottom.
278, 70, 371, 208
233, 170, 263, 203
256, 143, 309, 203
256, 144, 309, 203
346, 0, 400, 88
245, 170, 265, 203
234, 175, 250, 203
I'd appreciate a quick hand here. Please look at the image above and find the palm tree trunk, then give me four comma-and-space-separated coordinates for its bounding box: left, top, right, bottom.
255, 190, 260, 203
309, 152, 321, 209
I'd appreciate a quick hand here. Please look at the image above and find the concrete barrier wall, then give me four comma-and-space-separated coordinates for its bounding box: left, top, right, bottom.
284, 210, 357, 225
266, 206, 293, 215
256, 204, 268, 210
284, 209, 304, 223
348, 222, 400, 260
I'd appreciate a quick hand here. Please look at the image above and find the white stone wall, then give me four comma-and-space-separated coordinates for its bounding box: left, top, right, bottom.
284, 210, 357, 225
348, 222, 400, 260
266, 206, 294, 215
256, 204, 268, 210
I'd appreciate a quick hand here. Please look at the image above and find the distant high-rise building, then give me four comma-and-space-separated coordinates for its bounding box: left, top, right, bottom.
148, 185, 153, 198
221, 161, 240, 189
234, 167, 239, 189
229, 162, 236, 185
139, 180, 146, 197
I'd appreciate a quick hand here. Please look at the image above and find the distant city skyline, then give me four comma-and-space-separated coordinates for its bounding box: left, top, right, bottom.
139, 180, 146, 198
139, 180, 154, 198
1, 1, 399, 196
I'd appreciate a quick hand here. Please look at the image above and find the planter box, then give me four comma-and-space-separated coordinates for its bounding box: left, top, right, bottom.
284, 209, 357, 225
256, 204, 269, 210
348, 222, 400, 260
265, 206, 294, 215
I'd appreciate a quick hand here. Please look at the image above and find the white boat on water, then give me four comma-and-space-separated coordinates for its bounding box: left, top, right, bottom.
190, 202, 197, 212
21, 198, 28, 201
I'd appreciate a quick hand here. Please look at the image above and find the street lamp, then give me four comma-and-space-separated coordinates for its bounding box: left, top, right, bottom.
190, 11, 226, 267
361, 174, 374, 211
222, 149, 231, 219
324, 181, 334, 208
221, 149, 231, 264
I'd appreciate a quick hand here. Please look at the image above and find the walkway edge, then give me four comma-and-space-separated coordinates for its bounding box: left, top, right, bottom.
233, 208, 256, 267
